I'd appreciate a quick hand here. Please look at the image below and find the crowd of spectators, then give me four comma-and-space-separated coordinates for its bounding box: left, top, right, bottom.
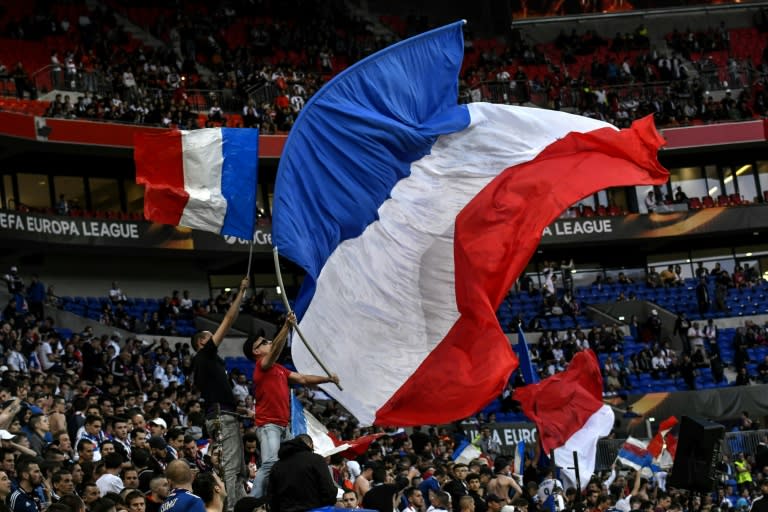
2, 1, 768, 133
2, 262, 768, 512
505, 259, 768, 396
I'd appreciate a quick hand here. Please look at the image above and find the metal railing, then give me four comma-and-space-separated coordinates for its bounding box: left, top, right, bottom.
463, 64, 767, 111
593, 429, 768, 473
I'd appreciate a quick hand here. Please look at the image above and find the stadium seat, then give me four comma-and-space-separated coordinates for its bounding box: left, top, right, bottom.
702, 196, 715, 208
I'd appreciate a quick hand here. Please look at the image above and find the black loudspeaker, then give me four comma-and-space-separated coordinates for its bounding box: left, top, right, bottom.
668, 416, 725, 492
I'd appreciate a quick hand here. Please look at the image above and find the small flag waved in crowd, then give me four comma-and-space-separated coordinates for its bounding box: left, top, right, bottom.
134, 128, 259, 240
617, 436, 655, 472
514, 350, 615, 489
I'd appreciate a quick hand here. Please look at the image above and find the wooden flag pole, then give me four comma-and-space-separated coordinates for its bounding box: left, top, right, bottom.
272, 247, 343, 391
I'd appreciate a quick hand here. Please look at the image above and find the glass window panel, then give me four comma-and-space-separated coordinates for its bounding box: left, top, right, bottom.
758, 161, 768, 200
704, 165, 720, 198
596, 190, 608, 207
669, 166, 706, 201
88, 178, 119, 211
17, 174, 51, 210
2, 175, 13, 210
608, 187, 628, 212
734, 164, 757, 203
636, 186, 656, 213
124, 179, 144, 214
722, 166, 736, 196
53, 176, 85, 212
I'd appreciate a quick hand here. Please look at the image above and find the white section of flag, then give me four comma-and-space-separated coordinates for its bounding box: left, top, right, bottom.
179, 129, 227, 233
295, 103, 616, 425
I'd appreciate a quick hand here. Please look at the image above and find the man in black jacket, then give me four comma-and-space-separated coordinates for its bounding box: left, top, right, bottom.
751, 480, 768, 512
267, 434, 337, 512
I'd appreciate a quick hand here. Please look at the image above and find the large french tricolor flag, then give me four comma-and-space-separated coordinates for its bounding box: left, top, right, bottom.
273, 21, 668, 426
514, 350, 614, 489
134, 128, 259, 240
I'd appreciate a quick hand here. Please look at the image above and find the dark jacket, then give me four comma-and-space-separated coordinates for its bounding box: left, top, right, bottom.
268, 437, 337, 512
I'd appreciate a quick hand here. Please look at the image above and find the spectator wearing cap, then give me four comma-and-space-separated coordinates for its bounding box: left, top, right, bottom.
148, 437, 171, 472
192, 471, 226, 512
244, 312, 339, 500
148, 419, 167, 439
191, 276, 249, 512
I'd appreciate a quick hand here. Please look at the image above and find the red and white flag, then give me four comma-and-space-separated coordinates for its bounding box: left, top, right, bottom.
514, 351, 615, 489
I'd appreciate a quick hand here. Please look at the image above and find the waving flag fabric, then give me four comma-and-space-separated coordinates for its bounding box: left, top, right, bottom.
617, 437, 654, 471
647, 416, 678, 469
517, 326, 540, 385
291, 394, 383, 458
134, 128, 259, 240
513, 351, 614, 489
272, 21, 669, 426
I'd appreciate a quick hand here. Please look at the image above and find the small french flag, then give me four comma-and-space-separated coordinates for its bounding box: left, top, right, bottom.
134, 128, 259, 240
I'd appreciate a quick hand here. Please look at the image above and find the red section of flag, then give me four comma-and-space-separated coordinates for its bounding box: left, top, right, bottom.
134, 131, 188, 226
648, 416, 678, 458
513, 350, 605, 453
374, 116, 668, 426
328, 433, 385, 458
622, 441, 651, 458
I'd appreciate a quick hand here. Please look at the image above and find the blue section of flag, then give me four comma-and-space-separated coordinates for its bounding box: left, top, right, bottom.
452, 440, 471, 461
220, 128, 259, 240
272, 21, 471, 319
543, 494, 556, 512
516, 325, 540, 384
290, 392, 307, 437
515, 441, 526, 476
617, 446, 653, 469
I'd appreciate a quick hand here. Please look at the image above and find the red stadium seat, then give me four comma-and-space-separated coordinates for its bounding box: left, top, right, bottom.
688, 197, 702, 209
717, 195, 730, 207
702, 196, 715, 208
729, 194, 742, 205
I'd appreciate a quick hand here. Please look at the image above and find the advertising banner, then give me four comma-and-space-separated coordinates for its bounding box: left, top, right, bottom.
2, 205, 768, 252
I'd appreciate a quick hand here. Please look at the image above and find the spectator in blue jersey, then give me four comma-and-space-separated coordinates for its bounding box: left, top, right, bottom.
162, 460, 205, 512
9, 459, 43, 512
